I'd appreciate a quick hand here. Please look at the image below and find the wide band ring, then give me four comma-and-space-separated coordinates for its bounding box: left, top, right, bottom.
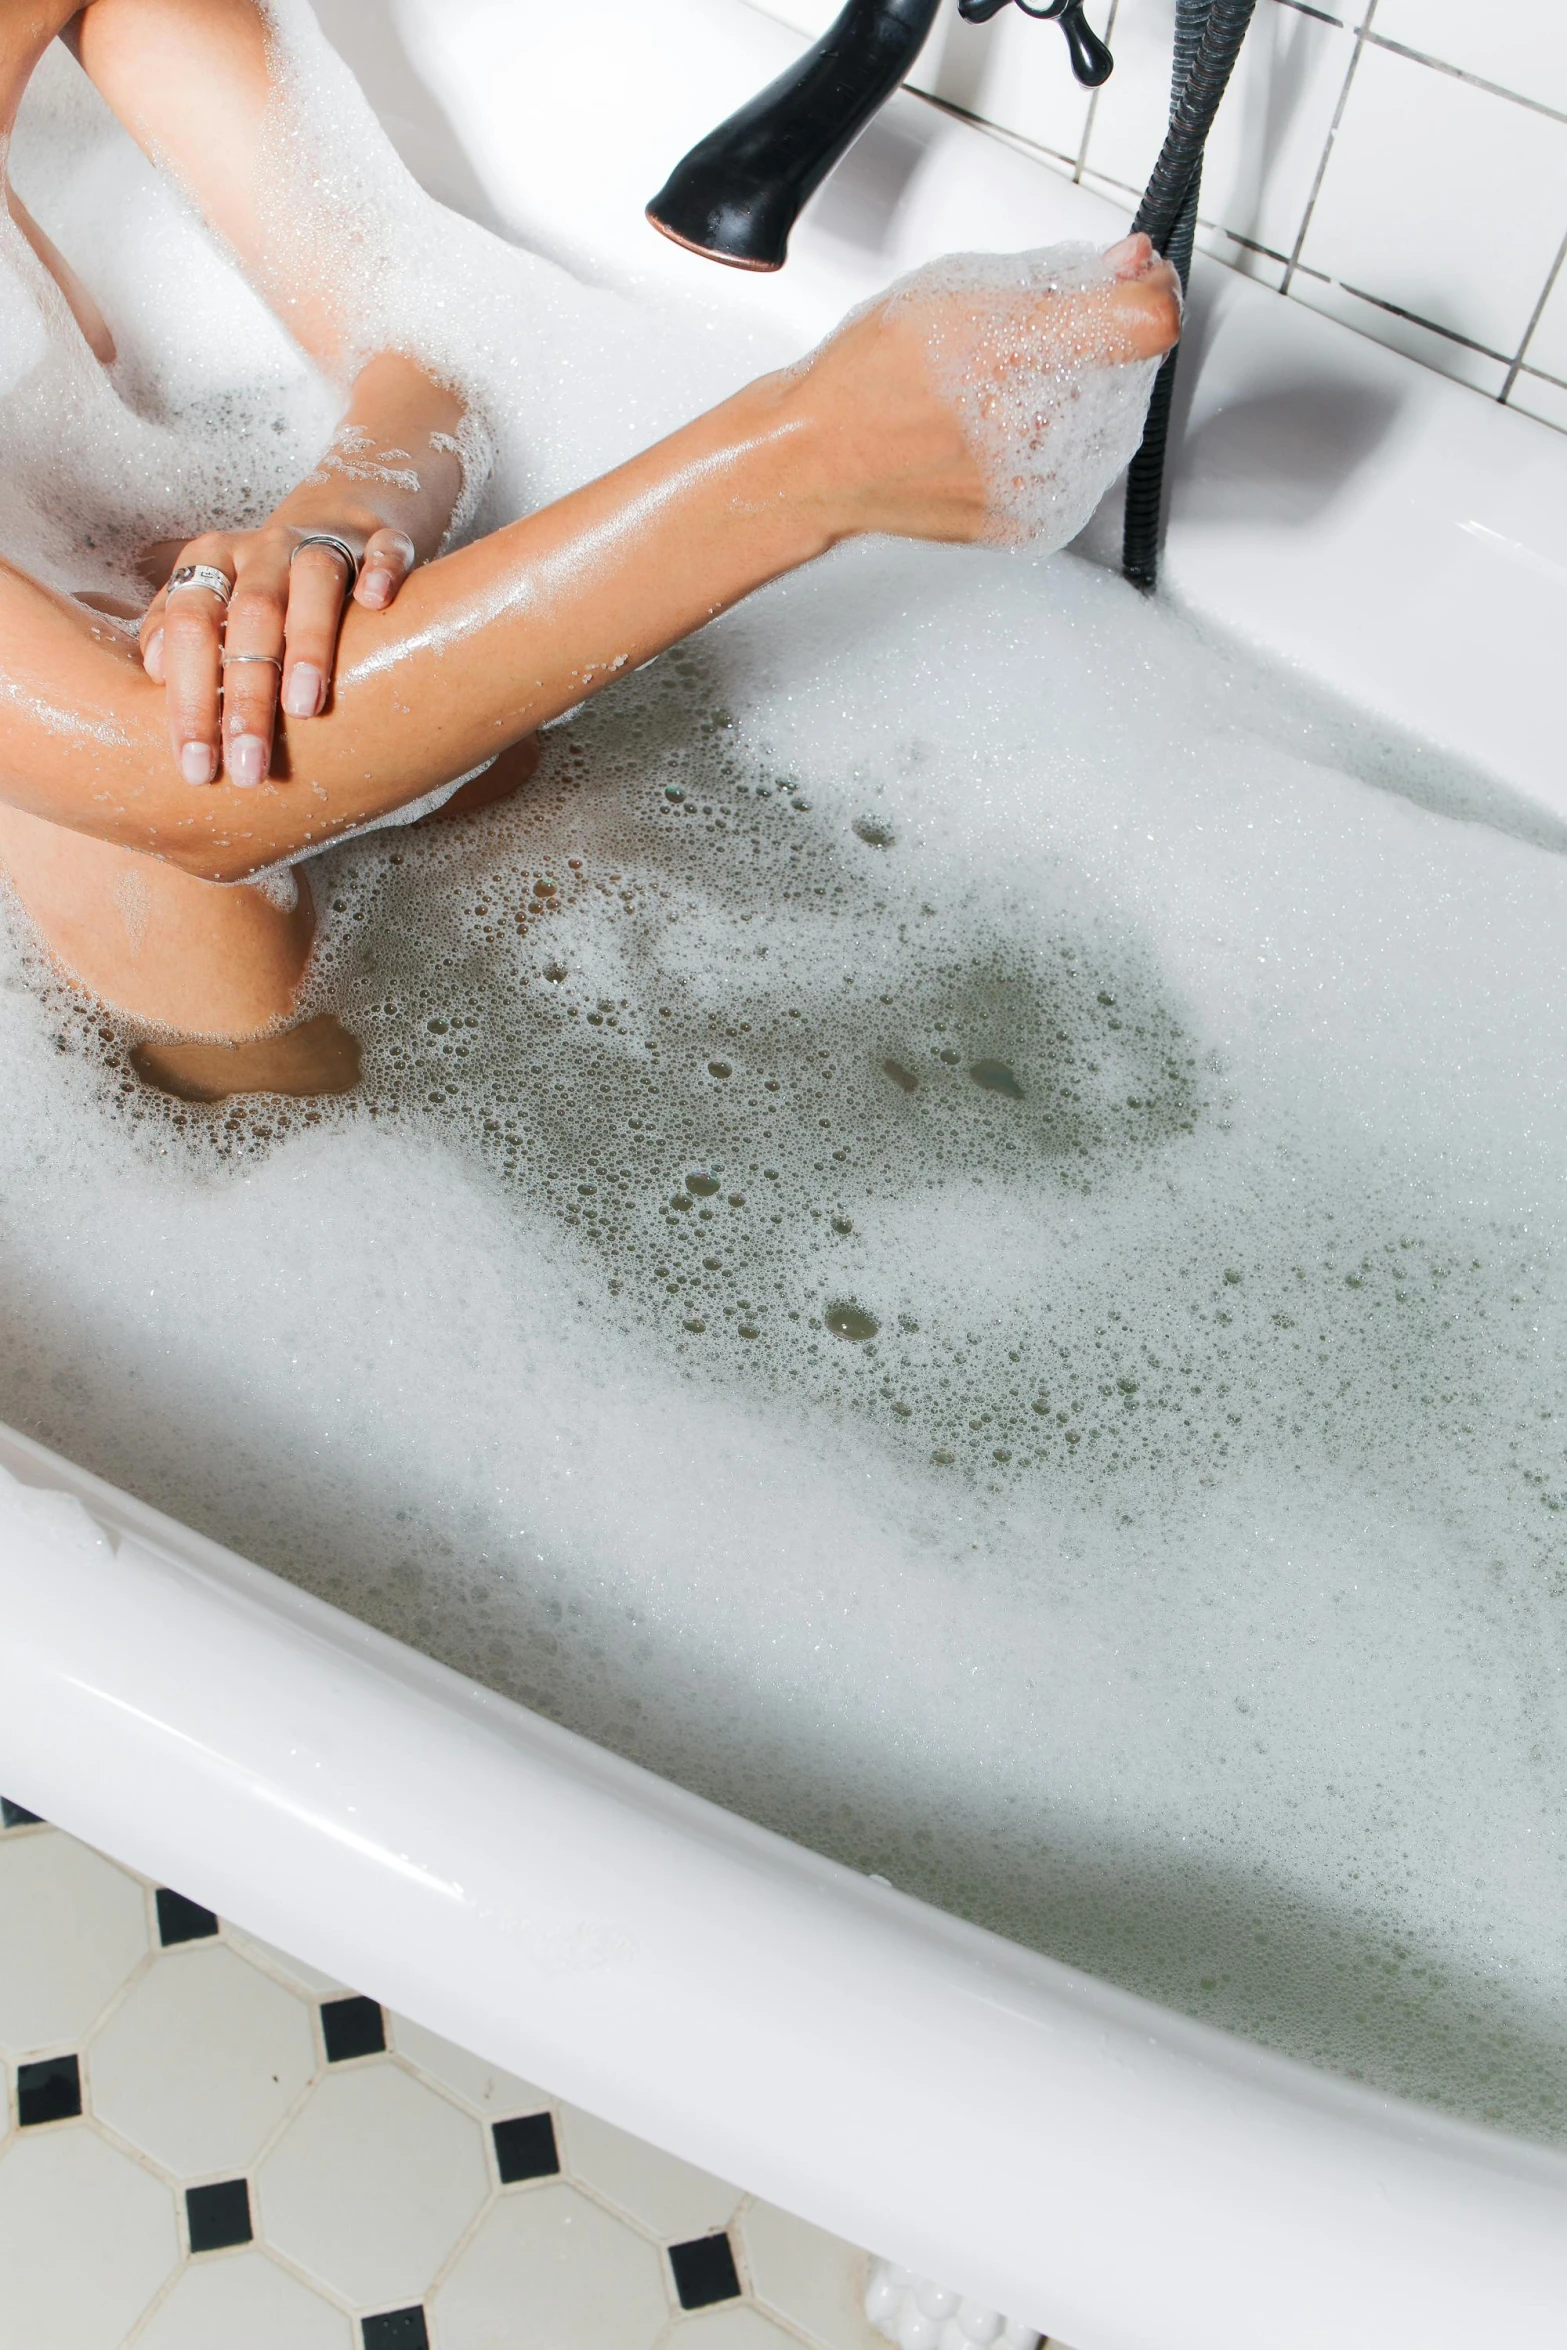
221, 652, 282, 670
168, 563, 233, 603
289, 532, 360, 590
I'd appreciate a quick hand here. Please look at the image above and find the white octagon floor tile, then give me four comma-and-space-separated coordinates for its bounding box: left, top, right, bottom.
670, 2308, 809, 2350
559, 2104, 743, 2240
740, 2202, 875, 2350
0, 1832, 149, 2057
390, 2012, 550, 2115
433, 2181, 670, 2350
90, 1943, 317, 2178
225, 1927, 348, 1998
0, 2126, 177, 2349
132, 2249, 354, 2350
257, 2060, 489, 2307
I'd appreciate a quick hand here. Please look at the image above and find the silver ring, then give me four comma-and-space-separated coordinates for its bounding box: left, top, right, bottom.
168, 563, 233, 603
290, 532, 360, 590
221, 652, 282, 669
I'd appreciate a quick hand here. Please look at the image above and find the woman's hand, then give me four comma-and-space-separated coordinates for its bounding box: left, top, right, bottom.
138, 354, 471, 787
795, 232, 1181, 548
139, 517, 419, 788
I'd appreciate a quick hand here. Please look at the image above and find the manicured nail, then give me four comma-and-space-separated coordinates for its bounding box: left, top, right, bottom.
283, 661, 324, 718
180, 741, 216, 786
227, 733, 268, 788
359, 568, 396, 608
144, 627, 164, 679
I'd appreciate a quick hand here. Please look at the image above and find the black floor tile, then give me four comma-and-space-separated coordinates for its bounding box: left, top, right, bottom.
322, 1994, 386, 2063
0, 1799, 42, 1829
362, 2309, 429, 2350
186, 2178, 253, 2253
156, 1888, 220, 1946
492, 2110, 559, 2184
669, 2231, 743, 2309
17, 2054, 81, 2127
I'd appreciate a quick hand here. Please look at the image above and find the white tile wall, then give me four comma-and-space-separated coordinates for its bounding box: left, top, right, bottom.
750, 0, 1567, 432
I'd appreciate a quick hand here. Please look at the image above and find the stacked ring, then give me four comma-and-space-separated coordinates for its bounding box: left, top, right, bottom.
168, 563, 233, 602
289, 532, 361, 591
221, 652, 283, 670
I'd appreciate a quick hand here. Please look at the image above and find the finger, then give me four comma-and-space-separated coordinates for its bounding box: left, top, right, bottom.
1104, 232, 1155, 280
355, 526, 416, 612
142, 608, 167, 684
280, 543, 353, 719
220, 550, 292, 787
161, 542, 234, 785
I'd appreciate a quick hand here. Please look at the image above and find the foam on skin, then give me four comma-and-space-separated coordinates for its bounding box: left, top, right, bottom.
882, 243, 1165, 550
3, 25, 1567, 2152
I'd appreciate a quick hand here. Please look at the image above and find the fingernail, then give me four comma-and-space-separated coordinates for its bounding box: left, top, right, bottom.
144, 627, 164, 678
227, 733, 268, 788
359, 568, 395, 607
283, 661, 324, 718
180, 741, 216, 787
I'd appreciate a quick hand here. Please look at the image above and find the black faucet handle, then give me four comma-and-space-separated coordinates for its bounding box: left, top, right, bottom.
957, 0, 1114, 86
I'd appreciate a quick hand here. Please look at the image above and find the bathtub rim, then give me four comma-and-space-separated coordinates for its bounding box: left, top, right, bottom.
4, 1417, 1567, 2350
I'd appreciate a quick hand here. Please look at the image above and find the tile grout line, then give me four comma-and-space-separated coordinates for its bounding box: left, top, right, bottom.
1503, 222, 1567, 400
1072, 0, 1121, 186
1360, 31, 1567, 126
1281, 0, 1377, 295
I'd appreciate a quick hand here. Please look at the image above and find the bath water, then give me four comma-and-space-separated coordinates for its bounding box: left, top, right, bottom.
3, 24, 1565, 2144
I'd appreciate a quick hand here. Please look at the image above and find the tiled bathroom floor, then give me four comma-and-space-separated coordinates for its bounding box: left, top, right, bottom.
0, 1803, 890, 2350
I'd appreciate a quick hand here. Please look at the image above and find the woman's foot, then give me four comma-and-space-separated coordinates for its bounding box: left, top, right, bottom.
130, 1011, 361, 1102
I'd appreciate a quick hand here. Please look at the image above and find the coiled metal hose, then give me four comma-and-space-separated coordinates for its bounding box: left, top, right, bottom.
1121, 0, 1258, 590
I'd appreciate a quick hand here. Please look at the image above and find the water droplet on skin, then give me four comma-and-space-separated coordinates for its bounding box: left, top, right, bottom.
825, 1300, 879, 1341
969, 1059, 1025, 1099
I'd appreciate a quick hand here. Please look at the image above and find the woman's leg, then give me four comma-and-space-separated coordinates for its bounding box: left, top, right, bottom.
0, 730, 543, 1092
0, 797, 315, 1035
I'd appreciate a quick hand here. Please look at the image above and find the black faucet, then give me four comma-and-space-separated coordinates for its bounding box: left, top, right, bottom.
646, 0, 1113, 272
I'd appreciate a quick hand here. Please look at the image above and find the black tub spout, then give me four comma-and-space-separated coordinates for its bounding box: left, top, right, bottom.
646, 0, 945, 272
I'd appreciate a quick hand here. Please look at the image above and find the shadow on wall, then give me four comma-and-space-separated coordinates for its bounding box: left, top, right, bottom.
309, 0, 505, 233
1176, 378, 1405, 528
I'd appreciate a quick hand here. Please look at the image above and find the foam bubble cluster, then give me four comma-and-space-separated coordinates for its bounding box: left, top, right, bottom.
4, 18, 1567, 2157
884, 243, 1163, 550
866, 2260, 1042, 2350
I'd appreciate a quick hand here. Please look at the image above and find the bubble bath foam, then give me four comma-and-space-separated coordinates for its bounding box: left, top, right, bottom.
2, 23, 1565, 2151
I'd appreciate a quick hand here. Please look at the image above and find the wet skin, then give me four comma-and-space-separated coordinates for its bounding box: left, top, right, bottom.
0, 0, 1180, 1061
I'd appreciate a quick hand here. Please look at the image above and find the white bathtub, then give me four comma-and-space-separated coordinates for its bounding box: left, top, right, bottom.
4, 3, 1567, 2345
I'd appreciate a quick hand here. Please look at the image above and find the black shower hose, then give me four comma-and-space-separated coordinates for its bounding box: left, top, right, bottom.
1121, 0, 1258, 590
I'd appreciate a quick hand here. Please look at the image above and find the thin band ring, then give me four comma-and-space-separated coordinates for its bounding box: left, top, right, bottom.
290, 532, 360, 591
221, 652, 283, 670
168, 562, 233, 603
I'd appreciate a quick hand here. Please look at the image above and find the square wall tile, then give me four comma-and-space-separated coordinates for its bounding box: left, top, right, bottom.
1508, 368, 1567, 430
1083, 0, 1353, 260
1286, 270, 1511, 392
912, 7, 1095, 171
1369, 0, 1567, 116
1298, 42, 1567, 358
1522, 256, 1567, 381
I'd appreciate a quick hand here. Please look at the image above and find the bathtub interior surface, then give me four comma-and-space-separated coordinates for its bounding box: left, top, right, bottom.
3, 0, 1567, 2160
